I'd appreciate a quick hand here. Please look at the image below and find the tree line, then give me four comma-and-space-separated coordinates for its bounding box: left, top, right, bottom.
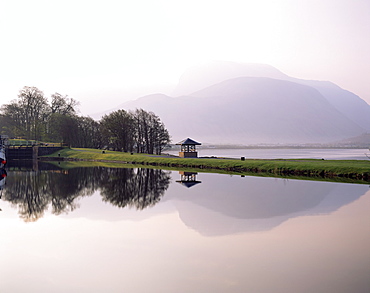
2, 165, 171, 222
0, 86, 171, 154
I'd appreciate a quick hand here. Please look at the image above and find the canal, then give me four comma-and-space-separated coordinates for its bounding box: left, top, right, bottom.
0, 164, 369, 293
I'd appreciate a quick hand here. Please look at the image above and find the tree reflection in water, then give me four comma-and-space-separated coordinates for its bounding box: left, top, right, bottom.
2, 166, 171, 221
99, 168, 171, 210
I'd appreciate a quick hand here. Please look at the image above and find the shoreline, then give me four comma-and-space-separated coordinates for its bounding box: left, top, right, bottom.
41, 148, 370, 183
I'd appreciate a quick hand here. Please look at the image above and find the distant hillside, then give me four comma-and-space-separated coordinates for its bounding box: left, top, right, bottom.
172, 61, 370, 132
172, 61, 289, 96
335, 133, 370, 147
119, 77, 365, 144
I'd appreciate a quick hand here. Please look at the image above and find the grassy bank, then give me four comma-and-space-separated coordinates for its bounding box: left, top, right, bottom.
42, 147, 370, 182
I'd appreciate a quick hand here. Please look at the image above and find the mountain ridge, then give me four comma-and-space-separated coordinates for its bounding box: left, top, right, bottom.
172, 61, 370, 132
101, 62, 369, 145
118, 77, 365, 144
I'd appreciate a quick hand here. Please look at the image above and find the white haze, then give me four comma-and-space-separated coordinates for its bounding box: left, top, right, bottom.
0, 0, 369, 116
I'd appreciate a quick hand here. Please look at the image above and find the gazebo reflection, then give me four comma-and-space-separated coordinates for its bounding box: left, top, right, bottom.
176, 171, 202, 188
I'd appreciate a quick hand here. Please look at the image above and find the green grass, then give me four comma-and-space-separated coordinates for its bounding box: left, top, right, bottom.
42, 147, 370, 183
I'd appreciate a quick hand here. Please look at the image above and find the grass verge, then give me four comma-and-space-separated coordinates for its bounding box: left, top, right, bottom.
41, 147, 370, 183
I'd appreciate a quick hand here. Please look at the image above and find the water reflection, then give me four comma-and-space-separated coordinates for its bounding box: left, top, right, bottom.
176, 171, 202, 188
99, 168, 171, 209
1, 164, 367, 232
2, 164, 171, 221
167, 174, 367, 235
1, 164, 369, 293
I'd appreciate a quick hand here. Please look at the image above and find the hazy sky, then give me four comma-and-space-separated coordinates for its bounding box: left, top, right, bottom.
1, 0, 369, 115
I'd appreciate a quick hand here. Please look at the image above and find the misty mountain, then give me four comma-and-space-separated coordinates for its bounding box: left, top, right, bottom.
172, 61, 289, 96
172, 61, 370, 132
337, 133, 370, 146
119, 76, 365, 144
99, 61, 370, 145
298, 80, 370, 132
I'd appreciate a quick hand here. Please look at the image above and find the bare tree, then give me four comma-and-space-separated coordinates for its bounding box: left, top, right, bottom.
19, 86, 49, 140
0, 88, 170, 152
132, 109, 170, 154
50, 93, 79, 115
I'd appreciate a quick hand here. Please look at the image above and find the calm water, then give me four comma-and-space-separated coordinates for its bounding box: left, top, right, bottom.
1, 164, 369, 293
167, 148, 370, 160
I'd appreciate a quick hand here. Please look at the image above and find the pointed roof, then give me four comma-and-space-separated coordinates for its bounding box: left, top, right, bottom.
176, 138, 201, 145
176, 181, 202, 188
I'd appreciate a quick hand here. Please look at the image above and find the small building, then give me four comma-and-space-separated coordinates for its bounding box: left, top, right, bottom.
176, 138, 201, 158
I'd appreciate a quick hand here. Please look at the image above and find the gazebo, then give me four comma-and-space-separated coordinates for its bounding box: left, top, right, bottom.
176, 138, 201, 158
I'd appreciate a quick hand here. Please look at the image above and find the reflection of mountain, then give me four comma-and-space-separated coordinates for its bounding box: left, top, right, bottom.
2, 165, 367, 235
75, 171, 367, 235
64, 171, 367, 236
166, 174, 368, 236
